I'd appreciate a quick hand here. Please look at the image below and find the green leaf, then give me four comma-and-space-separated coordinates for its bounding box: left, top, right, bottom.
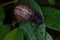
41, 7, 60, 31
0, 25, 10, 40
19, 21, 45, 40
14, 29, 24, 40
27, 0, 43, 15
3, 28, 23, 40
36, 23, 45, 40
0, 7, 5, 26
19, 21, 37, 40
27, 0, 45, 40
45, 32, 53, 40
48, 0, 56, 4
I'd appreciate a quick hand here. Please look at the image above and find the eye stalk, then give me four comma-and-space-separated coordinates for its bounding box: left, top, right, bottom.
14, 4, 34, 22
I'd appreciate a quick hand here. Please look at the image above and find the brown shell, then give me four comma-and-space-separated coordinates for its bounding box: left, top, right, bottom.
14, 4, 34, 22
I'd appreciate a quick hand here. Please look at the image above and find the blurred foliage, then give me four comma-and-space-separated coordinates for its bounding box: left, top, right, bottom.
19, 21, 37, 40
45, 32, 53, 40
36, 23, 45, 40
0, 7, 10, 40
3, 28, 23, 40
41, 7, 60, 31
19, 21, 45, 40
48, 0, 56, 5
0, 25, 10, 40
0, 7, 5, 26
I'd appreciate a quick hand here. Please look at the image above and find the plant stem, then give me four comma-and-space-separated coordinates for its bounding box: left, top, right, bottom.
0, 1, 15, 7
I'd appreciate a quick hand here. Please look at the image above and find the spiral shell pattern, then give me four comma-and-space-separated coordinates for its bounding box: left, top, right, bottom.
14, 4, 34, 22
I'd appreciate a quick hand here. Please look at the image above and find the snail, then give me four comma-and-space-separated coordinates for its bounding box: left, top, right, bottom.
14, 4, 34, 22
14, 4, 43, 25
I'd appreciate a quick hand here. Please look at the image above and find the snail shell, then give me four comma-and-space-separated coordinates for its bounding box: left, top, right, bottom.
14, 4, 34, 22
